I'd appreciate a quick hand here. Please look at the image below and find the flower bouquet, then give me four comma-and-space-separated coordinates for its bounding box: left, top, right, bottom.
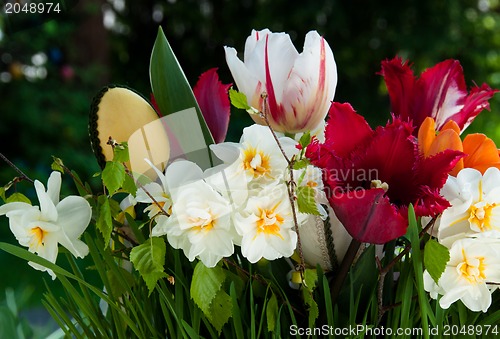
1, 26, 500, 338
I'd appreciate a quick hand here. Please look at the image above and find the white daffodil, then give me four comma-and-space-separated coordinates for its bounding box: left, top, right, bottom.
424, 236, 500, 312
235, 183, 304, 263
0, 172, 91, 279
438, 167, 500, 245
209, 124, 298, 204
135, 159, 172, 218
152, 160, 236, 267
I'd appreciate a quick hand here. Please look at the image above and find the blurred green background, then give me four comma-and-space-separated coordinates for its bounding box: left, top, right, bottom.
1, 0, 500, 336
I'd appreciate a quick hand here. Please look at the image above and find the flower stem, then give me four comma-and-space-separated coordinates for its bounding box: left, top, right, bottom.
0, 152, 34, 184
330, 238, 361, 306
260, 94, 306, 274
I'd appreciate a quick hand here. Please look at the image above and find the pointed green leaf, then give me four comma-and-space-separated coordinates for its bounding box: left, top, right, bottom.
424, 238, 450, 283
229, 88, 259, 115
190, 262, 232, 332
208, 289, 232, 333
150, 27, 214, 147
102, 161, 125, 194
129, 237, 167, 295
296, 185, 320, 215
96, 195, 113, 247
298, 131, 312, 149
112, 142, 129, 163
292, 158, 310, 170
51, 156, 64, 173
302, 268, 319, 327
266, 293, 278, 332
5, 192, 31, 204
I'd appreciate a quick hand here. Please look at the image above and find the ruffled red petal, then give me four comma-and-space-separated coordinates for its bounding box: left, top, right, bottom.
330, 188, 407, 244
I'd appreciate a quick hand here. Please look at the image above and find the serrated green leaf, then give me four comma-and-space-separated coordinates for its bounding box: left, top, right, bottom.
229, 88, 250, 110
229, 88, 259, 114
51, 156, 64, 173
301, 268, 319, 327
5, 192, 31, 204
96, 195, 113, 247
191, 262, 226, 314
102, 161, 125, 194
190, 262, 231, 331
113, 142, 129, 163
292, 158, 310, 170
299, 131, 312, 148
208, 289, 232, 333
296, 186, 320, 215
122, 173, 137, 195
424, 238, 450, 283
303, 268, 318, 290
129, 237, 167, 295
266, 293, 278, 332
150, 27, 214, 148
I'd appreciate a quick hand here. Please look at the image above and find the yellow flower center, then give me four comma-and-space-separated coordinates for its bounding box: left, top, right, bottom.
468, 202, 495, 232
29, 226, 46, 248
457, 249, 486, 283
189, 209, 215, 233
243, 147, 271, 178
256, 204, 284, 239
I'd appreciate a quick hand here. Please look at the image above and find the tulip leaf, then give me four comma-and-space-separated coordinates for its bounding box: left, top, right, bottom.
150, 27, 214, 150
424, 238, 450, 283
190, 262, 232, 333
129, 237, 168, 295
296, 186, 320, 215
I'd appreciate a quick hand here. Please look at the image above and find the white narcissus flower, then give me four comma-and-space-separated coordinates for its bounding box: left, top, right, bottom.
225, 29, 337, 134
135, 159, 172, 218
234, 184, 304, 263
152, 160, 236, 268
438, 167, 500, 245
209, 124, 298, 197
0, 172, 92, 279
424, 236, 500, 312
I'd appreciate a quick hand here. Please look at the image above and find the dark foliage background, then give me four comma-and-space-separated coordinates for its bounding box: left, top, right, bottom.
1, 0, 500, 330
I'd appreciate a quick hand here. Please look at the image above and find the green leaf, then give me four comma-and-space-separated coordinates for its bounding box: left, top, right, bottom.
129, 237, 168, 295
0, 187, 5, 202
51, 156, 65, 173
96, 195, 113, 247
296, 185, 320, 215
102, 161, 125, 194
5, 192, 31, 204
292, 158, 310, 170
208, 289, 232, 333
190, 262, 232, 332
229, 88, 259, 114
424, 238, 450, 283
122, 173, 137, 195
150, 27, 214, 147
266, 293, 278, 332
298, 131, 312, 149
302, 269, 319, 327
112, 142, 129, 163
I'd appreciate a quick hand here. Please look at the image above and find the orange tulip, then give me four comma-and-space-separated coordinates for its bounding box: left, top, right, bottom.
418, 117, 500, 176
